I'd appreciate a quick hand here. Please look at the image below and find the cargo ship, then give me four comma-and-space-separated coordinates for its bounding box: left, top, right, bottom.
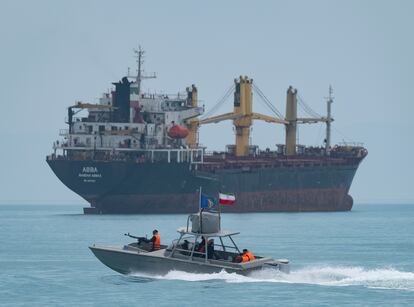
46, 48, 367, 214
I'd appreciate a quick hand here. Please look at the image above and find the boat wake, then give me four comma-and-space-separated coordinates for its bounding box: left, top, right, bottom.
130, 266, 414, 291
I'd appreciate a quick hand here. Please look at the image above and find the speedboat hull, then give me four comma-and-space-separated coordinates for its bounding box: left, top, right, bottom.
89, 245, 289, 276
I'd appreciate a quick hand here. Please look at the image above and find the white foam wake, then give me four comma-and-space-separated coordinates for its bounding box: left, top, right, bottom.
130, 266, 414, 291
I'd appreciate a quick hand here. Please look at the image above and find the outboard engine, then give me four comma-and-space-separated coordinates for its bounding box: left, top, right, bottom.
190, 211, 220, 234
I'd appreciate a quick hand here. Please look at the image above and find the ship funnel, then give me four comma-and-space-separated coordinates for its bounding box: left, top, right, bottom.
112, 77, 132, 123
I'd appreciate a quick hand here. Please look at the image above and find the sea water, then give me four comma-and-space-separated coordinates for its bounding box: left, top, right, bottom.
0, 204, 413, 306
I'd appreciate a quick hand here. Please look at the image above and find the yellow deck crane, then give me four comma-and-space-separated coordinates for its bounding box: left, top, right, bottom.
187, 76, 332, 157
185, 85, 199, 148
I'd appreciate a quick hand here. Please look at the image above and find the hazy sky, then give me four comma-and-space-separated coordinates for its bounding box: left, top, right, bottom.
1, 0, 413, 204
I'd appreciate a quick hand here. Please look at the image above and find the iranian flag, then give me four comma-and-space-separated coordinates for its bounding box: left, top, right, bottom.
219, 192, 236, 205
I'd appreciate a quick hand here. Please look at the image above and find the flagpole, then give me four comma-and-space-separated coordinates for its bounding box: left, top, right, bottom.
199, 186, 202, 212
199, 186, 202, 233
218, 192, 221, 231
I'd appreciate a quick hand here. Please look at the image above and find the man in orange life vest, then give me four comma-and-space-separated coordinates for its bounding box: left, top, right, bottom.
241, 249, 255, 262
234, 248, 256, 263
142, 229, 161, 251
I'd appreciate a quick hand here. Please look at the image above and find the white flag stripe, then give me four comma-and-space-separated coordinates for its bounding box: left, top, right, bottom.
219, 193, 235, 201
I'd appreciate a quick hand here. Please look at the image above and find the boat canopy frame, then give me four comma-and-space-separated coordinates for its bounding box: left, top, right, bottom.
169, 227, 242, 262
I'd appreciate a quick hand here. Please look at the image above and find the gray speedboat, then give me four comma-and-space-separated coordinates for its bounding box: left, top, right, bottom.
90, 212, 289, 276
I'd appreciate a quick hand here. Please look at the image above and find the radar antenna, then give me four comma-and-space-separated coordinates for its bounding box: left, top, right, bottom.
133, 46, 156, 95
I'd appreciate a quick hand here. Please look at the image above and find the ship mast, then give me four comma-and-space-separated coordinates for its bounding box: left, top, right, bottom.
325, 85, 334, 155
133, 46, 156, 95
134, 46, 144, 95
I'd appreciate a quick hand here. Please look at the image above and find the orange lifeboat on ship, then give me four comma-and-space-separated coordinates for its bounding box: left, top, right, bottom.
167, 124, 189, 139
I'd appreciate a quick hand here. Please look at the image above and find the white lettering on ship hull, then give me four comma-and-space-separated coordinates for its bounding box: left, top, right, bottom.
78, 166, 102, 183
82, 166, 98, 173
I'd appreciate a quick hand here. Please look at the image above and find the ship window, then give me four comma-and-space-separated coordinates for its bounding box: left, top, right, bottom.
125, 126, 129, 130
111, 126, 117, 131
99, 125, 105, 132
88, 126, 93, 133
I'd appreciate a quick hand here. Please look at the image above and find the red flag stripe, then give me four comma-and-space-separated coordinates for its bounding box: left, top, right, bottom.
219, 199, 235, 205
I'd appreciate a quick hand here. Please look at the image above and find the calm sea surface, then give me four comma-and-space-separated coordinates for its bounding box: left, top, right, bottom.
0, 204, 413, 306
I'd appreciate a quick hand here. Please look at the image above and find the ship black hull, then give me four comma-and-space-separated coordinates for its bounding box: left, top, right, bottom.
47, 158, 361, 214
